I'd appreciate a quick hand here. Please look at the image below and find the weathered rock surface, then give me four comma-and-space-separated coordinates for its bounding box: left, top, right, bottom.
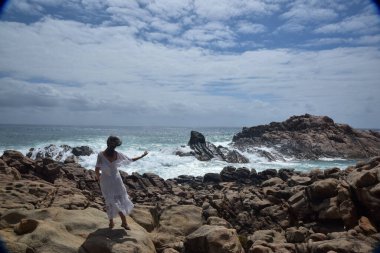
233, 114, 380, 160
176, 131, 249, 163
1, 151, 380, 253
1, 207, 156, 253
185, 225, 244, 253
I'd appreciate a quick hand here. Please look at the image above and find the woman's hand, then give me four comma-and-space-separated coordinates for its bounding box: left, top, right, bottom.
132, 151, 149, 161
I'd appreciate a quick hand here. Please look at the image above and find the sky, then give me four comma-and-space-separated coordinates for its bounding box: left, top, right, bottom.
0, 0, 379, 128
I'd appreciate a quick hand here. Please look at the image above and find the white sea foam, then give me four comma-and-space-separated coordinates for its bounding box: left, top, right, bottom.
0, 125, 357, 180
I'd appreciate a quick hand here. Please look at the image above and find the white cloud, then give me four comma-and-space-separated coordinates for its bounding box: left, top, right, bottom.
1, 17, 379, 127
355, 35, 380, 45
193, 0, 279, 21
5, 0, 44, 15
181, 22, 235, 47
150, 19, 181, 34
1, 1, 380, 127
315, 14, 380, 34
236, 22, 267, 34
281, 4, 338, 23
276, 22, 305, 33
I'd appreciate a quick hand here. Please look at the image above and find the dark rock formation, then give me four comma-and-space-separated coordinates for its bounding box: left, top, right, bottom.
233, 114, 380, 160
177, 131, 249, 163
26, 144, 94, 162
72, 146, 93, 156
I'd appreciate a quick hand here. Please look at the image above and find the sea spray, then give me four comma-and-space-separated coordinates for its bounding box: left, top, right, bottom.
0, 124, 356, 179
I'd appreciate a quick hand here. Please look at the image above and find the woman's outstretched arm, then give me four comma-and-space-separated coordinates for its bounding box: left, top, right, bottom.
131, 151, 148, 162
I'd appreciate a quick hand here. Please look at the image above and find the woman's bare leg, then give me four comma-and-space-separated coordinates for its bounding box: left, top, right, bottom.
109, 219, 114, 229
119, 212, 130, 230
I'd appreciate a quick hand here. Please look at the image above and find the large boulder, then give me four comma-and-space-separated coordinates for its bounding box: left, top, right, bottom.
151, 205, 203, 252
184, 225, 244, 253
0, 207, 156, 253
232, 114, 380, 160
306, 178, 339, 202
178, 131, 249, 163
72, 146, 94, 156
347, 157, 380, 228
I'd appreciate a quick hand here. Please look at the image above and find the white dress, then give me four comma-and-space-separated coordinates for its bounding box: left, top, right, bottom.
96, 152, 134, 219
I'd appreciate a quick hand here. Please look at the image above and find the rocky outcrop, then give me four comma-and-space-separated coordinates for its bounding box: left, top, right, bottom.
1, 150, 380, 253
176, 131, 249, 163
1, 207, 156, 253
232, 114, 380, 160
26, 144, 94, 162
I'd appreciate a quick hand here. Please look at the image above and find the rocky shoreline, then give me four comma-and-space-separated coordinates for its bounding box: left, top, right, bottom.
1, 150, 380, 253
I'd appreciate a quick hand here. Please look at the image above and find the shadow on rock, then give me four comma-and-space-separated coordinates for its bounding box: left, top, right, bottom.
79, 228, 134, 253
78, 226, 156, 253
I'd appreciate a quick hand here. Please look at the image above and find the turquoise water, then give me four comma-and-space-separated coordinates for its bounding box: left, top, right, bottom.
0, 124, 357, 179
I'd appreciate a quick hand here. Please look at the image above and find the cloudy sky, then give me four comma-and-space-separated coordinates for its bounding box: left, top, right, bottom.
0, 0, 379, 128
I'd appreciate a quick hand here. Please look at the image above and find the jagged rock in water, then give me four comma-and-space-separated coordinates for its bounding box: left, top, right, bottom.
177, 131, 249, 163
233, 114, 380, 160
26, 144, 94, 162
72, 146, 94, 156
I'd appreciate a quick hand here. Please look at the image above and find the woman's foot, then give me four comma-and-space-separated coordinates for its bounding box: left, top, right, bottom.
121, 223, 131, 230
109, 220, 114, 229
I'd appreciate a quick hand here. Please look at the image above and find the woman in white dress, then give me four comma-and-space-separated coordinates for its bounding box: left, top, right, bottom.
95, 136, 148, 230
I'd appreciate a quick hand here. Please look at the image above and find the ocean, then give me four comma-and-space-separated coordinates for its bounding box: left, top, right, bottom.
0, 124, 357, 179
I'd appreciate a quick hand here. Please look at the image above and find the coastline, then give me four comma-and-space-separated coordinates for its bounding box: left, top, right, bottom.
1, 150, 379, 253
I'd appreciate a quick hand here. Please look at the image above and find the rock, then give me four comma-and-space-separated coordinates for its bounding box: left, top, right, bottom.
347, 166, 380, 227
162, 248, 180, 253
2, 150, 35, 174
288, 175, 311, 186
129, 205, 156, 232
204, 173, 222, 184
206, 217, 232, 228
26, 144, 71, 161
306, 178, 339, 202
349, 170, 378, 188
232, 114, 380, 159
221, 166, 238, 182
285, 226, 309, 243
324, 167, 341, 179
157, 205, 202, 236
151, 205, 202, 252
13, 219, 39, 235
64, 155, 79, 164
308, 238, 375, 253
308, 233, 328, 242
180, 131, 249, 163
72, 146, 94, 156
1, 149, 380, 253
248, 245, 273, 253
0, 179, 56, 212
248, 230, 285, 244
236, 167, 251, 183
1, 207, 156, 253
185, 225, 244, 253
261, 177, 284, 187
278, 168, 295, 181
359, 216, 377, 235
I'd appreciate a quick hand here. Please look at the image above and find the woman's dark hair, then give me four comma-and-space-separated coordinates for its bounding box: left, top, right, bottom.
107, 136, 122, 147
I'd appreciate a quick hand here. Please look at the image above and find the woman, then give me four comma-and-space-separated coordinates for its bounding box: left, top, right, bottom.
95, 136, 148, 230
